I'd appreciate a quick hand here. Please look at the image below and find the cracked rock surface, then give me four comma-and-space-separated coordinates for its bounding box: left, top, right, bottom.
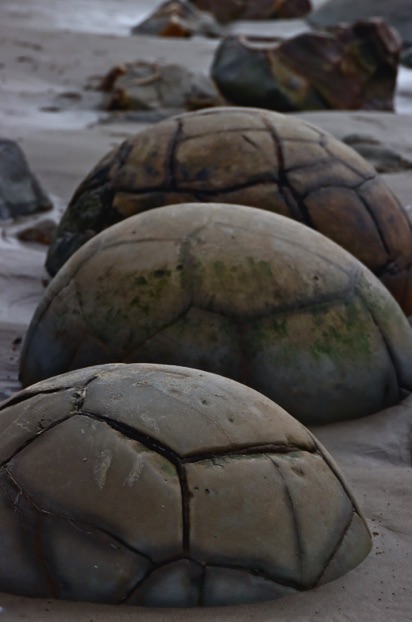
44, 107, 412, 315
21, 203, 412, 425
0, 363, 372, 607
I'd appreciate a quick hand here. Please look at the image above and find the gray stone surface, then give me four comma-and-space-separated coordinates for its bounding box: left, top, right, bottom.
21, 204, 412, 425
0, 139, 52, 219
0, 363, 372, 606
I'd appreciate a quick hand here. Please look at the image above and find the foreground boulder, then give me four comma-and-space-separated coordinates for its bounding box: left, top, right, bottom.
0, 363, 371, 604
131, 0, 221, 38
309, 0, 412, 47
98, 61, 221, 115
211, 19, 401, 112
0, 139, 52, 219
45, 107, 412, 315
191, 0, 311, 22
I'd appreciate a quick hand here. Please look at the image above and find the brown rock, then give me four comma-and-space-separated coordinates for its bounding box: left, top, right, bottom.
98, 61, 222, 115
45, 107, 412, 316
191, 0, 311, 23
309, 0, 412, 47
131, 1, 221, 38
17, 218, 57, 245
211, 18, 401, 111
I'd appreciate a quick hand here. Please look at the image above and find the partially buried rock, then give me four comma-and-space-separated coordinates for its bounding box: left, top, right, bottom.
98, 61, 221, 115
191, 0, 311, 22
0, 139, 52, 219
21, 204, 412, 425
131, 0, 221, 38
309, 0, 412, 47
0, 363, 371, 605
45, 107, 412, 315
17, 218, 57, 246
211, 18, 401, 111
342, 134, 412, 174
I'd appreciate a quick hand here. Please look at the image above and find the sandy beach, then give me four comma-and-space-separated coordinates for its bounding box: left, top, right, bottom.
1, 1, 412, 620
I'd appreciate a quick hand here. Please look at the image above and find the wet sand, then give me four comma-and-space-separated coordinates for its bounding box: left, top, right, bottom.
1, 1, 412, 620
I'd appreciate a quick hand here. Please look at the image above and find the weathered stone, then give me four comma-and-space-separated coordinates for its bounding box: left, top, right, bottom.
0, 363, 372, 605
23, 204, 412, 425
99, 61, 221, 116
131, 1, 221, 38
211, 19, 401, 112
45, 107, 412, 315
342, 134, 412, 173
17, 218, 57, 245
191, 0, 311, 23
0, 139, 52, 220
309, 0, 412, 47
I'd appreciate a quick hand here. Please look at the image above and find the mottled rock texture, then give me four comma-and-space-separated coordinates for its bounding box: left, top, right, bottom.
23, 204, 412, 424
0, 363, 371, 605
211, 19, 401, 112
45, 107, 412, 315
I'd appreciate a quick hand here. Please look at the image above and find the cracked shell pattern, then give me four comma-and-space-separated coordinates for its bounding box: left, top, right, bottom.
45, 107, 412, 314
21, 203, 412, 425
0, 363, 372, 607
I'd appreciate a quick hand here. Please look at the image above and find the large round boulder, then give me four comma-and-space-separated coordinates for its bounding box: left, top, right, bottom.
0, 363, 371, 606
45, 107, 412, 315
22, 204, 412, 425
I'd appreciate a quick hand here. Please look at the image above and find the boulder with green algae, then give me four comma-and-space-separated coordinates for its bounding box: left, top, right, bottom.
45, 107, 412, 315
0, 363, 371, 606
22, 204, 412, 425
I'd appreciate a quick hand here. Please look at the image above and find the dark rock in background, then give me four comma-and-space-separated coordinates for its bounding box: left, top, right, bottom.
191, 0, 311, 23
131, 0, 221, 38
309, 0, 412, 47
98, 61, 222, 116
0, 139, 52, 220
211, 19, 401, 112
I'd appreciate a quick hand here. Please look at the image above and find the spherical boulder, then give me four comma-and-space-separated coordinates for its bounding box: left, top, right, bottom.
0, 363, 371, 606
22, 204, 412, 425
45, 107, 412, 315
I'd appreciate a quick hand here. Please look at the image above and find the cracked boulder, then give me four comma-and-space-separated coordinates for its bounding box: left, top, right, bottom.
211, 19, 401, 112
45, 107, 412, 315
22, 203, 412, 425
0, 363, 371, 605
0, 139, 52, 219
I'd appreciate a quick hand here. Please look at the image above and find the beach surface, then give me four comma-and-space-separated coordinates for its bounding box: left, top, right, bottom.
0, 1, 412, 620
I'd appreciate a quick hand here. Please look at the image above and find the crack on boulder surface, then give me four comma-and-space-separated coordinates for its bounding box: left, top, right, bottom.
315, 510, 355, 586
167, 118, 182, 190
2, 466, 156, 564
77, 409, 318, 464
114, 172, 280, 197
269, 456, 303, 586
262, 117, 314, 227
